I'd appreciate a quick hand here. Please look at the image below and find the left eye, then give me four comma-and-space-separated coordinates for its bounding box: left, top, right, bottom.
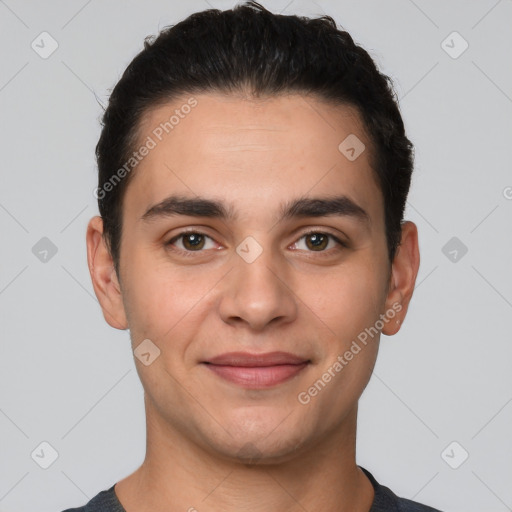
291, 232, 343, 252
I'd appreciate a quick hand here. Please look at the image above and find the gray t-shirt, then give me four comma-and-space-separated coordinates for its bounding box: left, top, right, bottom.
61, 465, 443, 511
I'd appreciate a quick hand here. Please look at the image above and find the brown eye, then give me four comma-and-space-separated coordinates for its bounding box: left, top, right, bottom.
166, 232, 216, 253
290, 231, 345, 254
181, 233, 205, 250
305, 233, 329, 251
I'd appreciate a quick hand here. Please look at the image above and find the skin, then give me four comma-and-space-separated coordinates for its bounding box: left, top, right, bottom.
86, 92, 420, 512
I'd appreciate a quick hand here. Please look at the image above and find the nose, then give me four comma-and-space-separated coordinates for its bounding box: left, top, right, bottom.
218, 244, 298, 332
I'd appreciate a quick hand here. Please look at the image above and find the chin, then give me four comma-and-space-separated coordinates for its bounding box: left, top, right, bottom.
212, 436, 308, 467
204, 414, 313, 466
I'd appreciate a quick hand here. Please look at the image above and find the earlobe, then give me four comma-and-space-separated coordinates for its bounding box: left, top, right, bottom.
382, 221, 420, 336
86, 216, 128, 330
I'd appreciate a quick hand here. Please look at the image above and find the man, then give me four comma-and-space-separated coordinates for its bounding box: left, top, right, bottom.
65, 2, 442, 510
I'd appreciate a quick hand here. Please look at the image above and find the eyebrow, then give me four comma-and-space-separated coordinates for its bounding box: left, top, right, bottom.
140, 194, 370, 225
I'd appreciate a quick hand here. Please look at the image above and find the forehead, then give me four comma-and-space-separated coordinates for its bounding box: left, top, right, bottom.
123, 92, 383, 226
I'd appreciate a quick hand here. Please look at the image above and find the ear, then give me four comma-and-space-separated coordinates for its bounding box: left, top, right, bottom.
382, 221, 420, 336
86, 216, 128, 330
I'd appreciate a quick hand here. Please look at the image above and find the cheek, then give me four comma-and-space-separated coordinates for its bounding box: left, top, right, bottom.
296, 267, 385, 423
120, 249, 186, 340
121, 246, 223, 356
303, 262, 386, 339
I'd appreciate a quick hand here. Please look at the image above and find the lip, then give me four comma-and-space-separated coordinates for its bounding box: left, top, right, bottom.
202, 351, 310, 389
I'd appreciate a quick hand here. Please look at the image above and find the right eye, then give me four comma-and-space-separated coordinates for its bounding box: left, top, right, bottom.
165, 231, 220, 255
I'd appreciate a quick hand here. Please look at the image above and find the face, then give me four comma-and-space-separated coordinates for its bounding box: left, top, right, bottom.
87, 92, 418, 464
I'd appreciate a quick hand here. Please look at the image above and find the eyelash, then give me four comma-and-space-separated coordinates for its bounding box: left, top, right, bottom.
165, 229, 347, 257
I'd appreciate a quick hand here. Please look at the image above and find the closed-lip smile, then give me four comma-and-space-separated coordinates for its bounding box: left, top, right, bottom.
202, 351, 310, 388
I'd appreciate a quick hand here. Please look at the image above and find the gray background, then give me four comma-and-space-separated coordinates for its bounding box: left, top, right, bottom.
0, 1, 511, 511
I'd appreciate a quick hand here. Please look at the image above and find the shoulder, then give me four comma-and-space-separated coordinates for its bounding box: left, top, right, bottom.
60, 484, 125, 512
395, 495, 444, 512
359, 466, 444, 512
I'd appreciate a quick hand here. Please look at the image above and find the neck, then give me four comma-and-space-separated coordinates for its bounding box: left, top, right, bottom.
115, 399, 374, 512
